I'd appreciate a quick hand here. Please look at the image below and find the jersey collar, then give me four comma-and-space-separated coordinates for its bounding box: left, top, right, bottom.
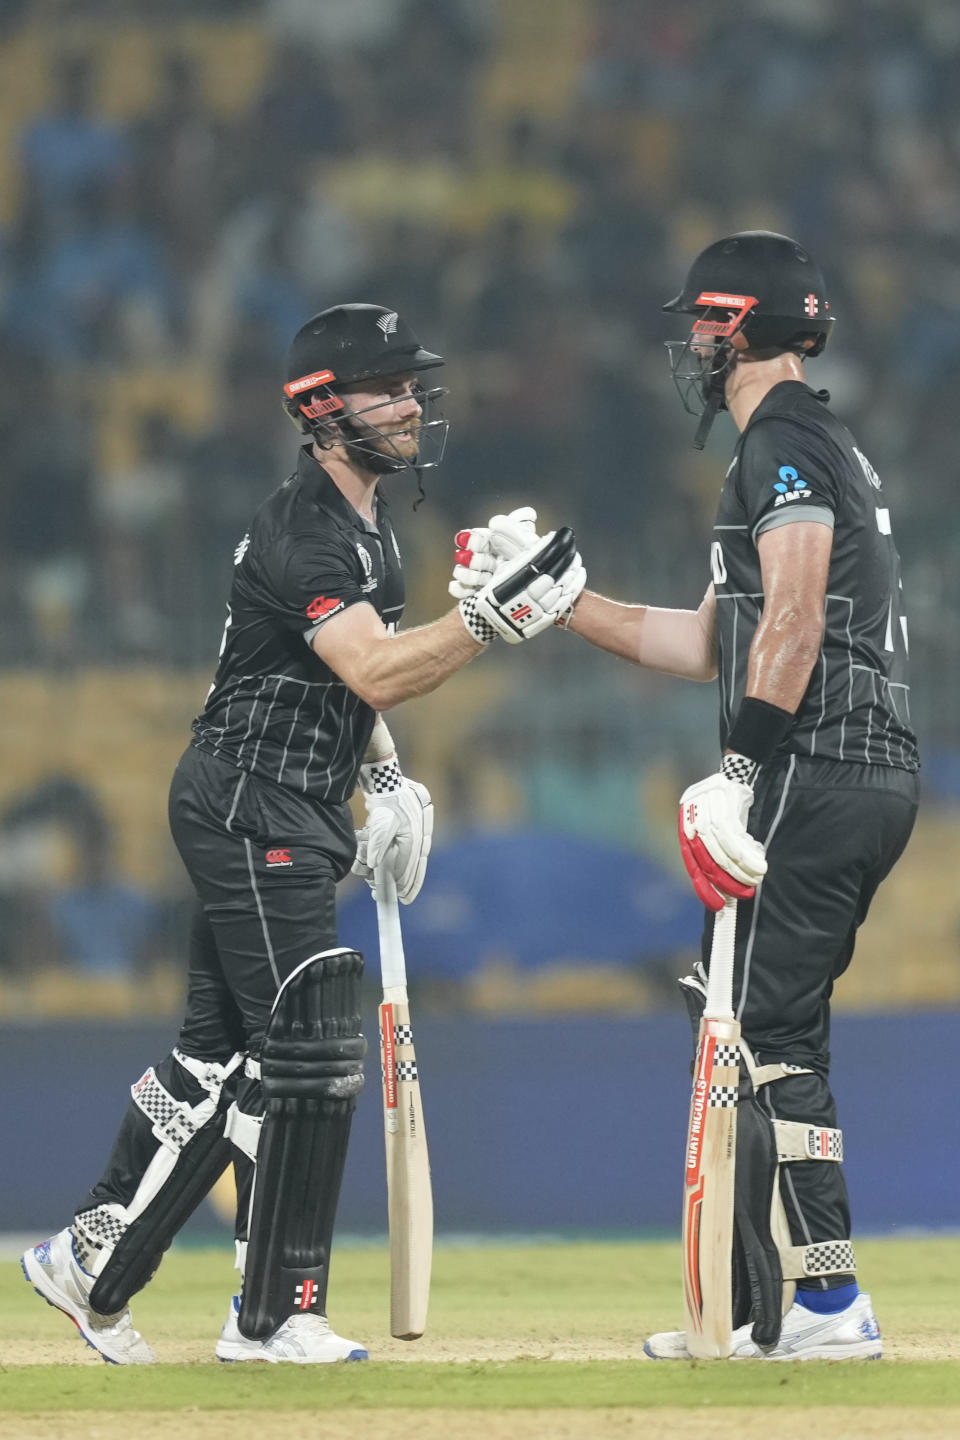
295, 444, 387, 534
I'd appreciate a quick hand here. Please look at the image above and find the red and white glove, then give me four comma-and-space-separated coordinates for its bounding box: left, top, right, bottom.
458, 526, 585, 644
450, 507, 583, 631
449, 507, 539, 599
678, 753, 767, 912
353, 756, 433, 905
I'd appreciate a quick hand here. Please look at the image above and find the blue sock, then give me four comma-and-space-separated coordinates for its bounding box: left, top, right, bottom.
795, 1282, 859, 1314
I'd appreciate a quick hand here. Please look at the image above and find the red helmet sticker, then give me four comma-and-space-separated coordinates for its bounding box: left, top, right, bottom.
284, 369, 337, 398
300, 393, 343, 419
692, 293, 759, 338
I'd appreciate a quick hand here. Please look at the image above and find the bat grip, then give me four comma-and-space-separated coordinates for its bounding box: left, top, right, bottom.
374, 866, 408, 991
704, 897, 737, 1020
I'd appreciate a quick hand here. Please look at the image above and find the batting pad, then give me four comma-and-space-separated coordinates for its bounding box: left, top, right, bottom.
238, 947, 366, 1341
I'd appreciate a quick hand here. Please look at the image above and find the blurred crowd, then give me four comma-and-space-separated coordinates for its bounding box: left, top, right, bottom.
0, 0, 956, 723
2, 0, 960, 999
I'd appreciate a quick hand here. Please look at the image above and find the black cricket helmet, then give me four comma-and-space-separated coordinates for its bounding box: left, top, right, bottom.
283, 303, 448, 474
663, 231, 835, 447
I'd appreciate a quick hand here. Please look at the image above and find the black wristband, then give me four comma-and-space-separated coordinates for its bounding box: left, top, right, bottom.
725, 697, 795, 765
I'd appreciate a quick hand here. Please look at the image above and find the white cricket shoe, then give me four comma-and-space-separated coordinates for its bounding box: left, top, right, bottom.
216, 1294, 368, 1363
645, 1292, 882, 1361
21, 1228, 156, 1365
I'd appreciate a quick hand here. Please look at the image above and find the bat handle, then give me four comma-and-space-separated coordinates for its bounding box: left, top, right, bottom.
704, 897, 737, 1020
374, 866, 408, 990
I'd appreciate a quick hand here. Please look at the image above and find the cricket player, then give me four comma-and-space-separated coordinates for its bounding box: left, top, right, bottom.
21, 303, 585, 1364
456, 233, 919, 1360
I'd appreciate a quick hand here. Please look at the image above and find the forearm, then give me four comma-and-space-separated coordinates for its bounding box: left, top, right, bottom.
346, 610, 484, 710
745, 611, 824, 713
567, 589, 717, 681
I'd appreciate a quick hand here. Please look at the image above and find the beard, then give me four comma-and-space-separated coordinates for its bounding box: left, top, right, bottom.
340, 416, 420, 473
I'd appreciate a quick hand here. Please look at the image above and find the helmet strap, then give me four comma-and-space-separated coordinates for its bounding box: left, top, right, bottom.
692, 384, 723, 450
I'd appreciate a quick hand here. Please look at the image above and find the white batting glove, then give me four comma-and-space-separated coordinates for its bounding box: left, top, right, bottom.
448, 506, 539, 600
678, 754, 768, 912
458, 526, 586, 644
353, 756, 434, 905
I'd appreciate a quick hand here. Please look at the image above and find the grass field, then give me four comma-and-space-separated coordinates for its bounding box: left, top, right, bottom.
2, 1234, 958, 1440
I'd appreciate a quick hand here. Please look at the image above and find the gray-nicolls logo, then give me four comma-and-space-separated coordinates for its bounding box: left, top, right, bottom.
376, 311, 399, 340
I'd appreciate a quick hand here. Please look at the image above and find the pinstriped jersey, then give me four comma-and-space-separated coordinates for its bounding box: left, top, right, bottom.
711, 381, 919, 772
192, 446, 405, 802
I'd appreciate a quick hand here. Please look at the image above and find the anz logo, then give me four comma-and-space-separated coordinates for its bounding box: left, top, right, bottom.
773, 465, 812, 507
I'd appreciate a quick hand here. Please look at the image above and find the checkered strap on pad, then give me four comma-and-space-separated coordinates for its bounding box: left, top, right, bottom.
73, 1204, 129, 1269
781, 1238, 856, 1279
131, 1068, 201, 1152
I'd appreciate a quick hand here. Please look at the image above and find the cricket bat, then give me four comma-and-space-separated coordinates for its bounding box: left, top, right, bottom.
681, 896, 740, 1358
374, 866, 433, 1339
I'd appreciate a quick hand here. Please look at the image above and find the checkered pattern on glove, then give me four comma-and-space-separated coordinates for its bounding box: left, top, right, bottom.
721, 751, 761, 786
458, 593, 497, 644
354, 761, 434, 905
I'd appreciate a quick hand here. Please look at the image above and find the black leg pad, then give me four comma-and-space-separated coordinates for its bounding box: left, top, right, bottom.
732, 1065, 783, 1349
89, 1120, 232, 1315
238, 948, 366, 1341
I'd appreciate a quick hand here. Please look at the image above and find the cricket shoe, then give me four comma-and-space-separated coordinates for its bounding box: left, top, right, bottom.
216, 1294, 368, 1363
644, 1292, 883, 1361
21, 1228, 156, 1365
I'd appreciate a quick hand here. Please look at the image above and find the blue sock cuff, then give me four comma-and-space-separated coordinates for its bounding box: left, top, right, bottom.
795, 1281, 859, 1314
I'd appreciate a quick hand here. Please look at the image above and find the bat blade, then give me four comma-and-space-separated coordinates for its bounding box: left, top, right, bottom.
681, 897, 740, 1359
681, 1014, 740, 1358
379, 996, 433, 1339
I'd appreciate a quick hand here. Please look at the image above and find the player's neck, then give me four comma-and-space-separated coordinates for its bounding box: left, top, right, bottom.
315, 444, 379, 524
725, 352, 806, 432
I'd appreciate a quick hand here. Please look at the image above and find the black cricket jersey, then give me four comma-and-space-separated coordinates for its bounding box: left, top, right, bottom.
192, 446, 405, 801
712, 381, 919, 772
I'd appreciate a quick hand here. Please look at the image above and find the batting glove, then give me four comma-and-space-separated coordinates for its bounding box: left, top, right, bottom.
353, 756, 434, 905
449, 506, 540, 600
678, 753, 767, 911
458, 526, 586, 644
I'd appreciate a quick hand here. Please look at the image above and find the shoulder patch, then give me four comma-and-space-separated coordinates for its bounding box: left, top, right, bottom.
772, 465, 812, 508
306, 595, 343, 622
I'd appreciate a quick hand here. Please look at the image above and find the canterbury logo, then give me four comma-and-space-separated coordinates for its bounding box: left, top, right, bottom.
376, 311, 399, 338
266, 849, 292, 867
306, 595, 341, 621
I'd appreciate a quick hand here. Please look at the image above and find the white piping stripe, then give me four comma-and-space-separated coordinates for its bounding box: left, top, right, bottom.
839, 596, 854, 762
728, 601, 739, 738
301, 685, 330, 794
225, 771, 247, 833
321, 689, 358, 793
236, 677, 267, 764
243, 837, 280, 987
277, 678, 308, 785
249, 675, 282, 771
736, 755, 797, 1024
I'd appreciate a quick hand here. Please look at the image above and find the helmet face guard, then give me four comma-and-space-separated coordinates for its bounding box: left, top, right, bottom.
283, 368, 449, 475
665, 291, 760, 419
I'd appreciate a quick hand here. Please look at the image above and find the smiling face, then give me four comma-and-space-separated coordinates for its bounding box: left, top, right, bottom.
337, 373, 424, 467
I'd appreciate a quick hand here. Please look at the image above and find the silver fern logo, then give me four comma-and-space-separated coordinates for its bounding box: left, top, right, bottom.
376, 311, 399, 340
